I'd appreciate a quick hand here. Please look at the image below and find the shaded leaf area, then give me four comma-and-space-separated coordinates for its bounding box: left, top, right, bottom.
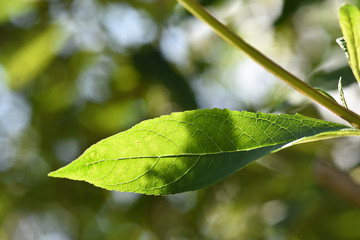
339, 4, 360, 85
49, 109, 360, 195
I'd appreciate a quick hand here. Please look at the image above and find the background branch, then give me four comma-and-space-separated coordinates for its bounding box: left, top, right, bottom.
314, 159, 360, 208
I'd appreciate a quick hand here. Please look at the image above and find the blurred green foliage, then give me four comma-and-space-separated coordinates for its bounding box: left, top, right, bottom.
1, 0, 360, 239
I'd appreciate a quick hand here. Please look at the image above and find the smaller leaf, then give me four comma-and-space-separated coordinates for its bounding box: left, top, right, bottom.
338, 77, 348, 109
339, 4, 360, 84
336, 37, 349, 60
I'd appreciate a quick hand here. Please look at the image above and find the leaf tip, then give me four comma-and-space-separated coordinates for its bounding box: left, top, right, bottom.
339, 3, 356, 13
48, 169, 61, 178
48, 164, 73, 179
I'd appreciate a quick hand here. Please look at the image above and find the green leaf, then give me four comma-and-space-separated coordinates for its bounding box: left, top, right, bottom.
338, 77, 348, 109
48, 109, 360, 195
339, 4, 360, 84
336, 37, 349, 60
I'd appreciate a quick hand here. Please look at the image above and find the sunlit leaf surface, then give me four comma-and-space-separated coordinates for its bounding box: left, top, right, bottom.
339, 4, 360, 84
49, 109, 360, 195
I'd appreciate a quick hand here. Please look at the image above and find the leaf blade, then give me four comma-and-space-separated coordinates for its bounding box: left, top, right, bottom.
49, 109, 360, 195
339, 4, 360, 84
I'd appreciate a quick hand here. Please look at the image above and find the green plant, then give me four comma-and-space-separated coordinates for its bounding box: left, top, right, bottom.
49, 2, 360, 196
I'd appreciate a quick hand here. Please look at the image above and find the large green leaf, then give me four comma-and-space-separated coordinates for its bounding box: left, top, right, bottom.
49, 109, 360, 195
339, 4, 360, 84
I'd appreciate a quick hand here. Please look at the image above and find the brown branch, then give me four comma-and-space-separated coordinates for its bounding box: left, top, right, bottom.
314, 159, 360, 207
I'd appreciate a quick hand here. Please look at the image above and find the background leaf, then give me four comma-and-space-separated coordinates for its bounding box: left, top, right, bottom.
339, 4, 360, 85
132, 45, 197, 110
49, 109, 360, 195
5, 25, 66, 89
309, 65, 355, 90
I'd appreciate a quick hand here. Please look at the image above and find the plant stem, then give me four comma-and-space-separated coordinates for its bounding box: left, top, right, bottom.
177, 0, 360, 128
